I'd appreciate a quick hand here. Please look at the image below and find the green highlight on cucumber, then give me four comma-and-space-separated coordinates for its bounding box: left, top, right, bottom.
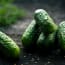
34, 9, 58, 35
0, 31, 20, 59
37, 32, 55, 50
21, 20, 41, 49
57, 21, 65, 51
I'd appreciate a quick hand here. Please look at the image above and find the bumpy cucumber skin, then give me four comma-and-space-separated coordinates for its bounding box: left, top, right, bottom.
0, 31, 20, 59
58, 21, 65, 51
22, 20, 41, 48
34, 9, 58, 35
37, 32, 55, 49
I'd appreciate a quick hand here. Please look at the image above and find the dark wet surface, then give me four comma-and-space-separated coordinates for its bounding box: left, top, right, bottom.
0, 2, 65, 65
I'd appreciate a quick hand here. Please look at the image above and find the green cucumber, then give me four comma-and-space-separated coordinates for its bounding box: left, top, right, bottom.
37, 33, 45, 49
34, 9, 58, 35
58, 21, 65, 51
21, 20, 41, 48
0, 31, 20, 59
37, 32, 55, 49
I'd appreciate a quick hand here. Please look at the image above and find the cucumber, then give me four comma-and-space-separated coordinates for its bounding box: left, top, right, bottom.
58, 21, 65, 51
21, 20, 41, 48
37, 32, 55, 49
37, 33, 45, 49
34, 9, 58, 35
0, 31, 20, 59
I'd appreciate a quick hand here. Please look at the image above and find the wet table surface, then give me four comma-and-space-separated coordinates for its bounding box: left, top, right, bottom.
0, 3, 65, 65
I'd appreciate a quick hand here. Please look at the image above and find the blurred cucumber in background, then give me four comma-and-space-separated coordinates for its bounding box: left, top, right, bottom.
0, 0, 26, 26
